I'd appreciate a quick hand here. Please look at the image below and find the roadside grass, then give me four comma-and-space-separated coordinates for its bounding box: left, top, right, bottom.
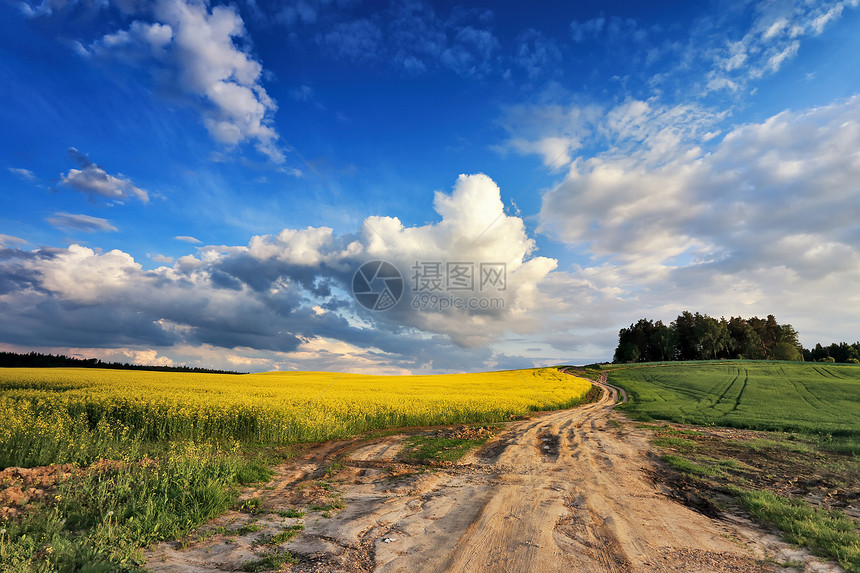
397, 435, 487, 464
611, 362, 860, 572
241, 548, 298, 572
643, 422, 860, 572
0, 443, 271, 573
660, 454, 728, 478
261, 524, 304, 546
396, 424, 501, 464
736, 489, 860, 572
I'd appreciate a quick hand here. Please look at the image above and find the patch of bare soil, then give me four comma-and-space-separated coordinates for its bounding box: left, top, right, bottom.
647, 423, 860, 519
0, 464, 77, 521
0, 457, 161, 522
145, 374, 843, 572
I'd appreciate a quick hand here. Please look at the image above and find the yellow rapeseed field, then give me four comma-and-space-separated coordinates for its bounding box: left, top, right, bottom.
0, 367, 591, 468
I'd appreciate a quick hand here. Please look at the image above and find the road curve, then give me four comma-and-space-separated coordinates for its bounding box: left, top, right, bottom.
147, 372, 837, 573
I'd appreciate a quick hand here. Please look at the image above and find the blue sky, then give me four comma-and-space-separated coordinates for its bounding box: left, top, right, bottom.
1, 0, 859, 373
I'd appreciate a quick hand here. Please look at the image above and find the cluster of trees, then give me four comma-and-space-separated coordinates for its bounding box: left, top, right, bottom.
613, 312, 803, 363
0, 351, 244, 374
804, 342, 860, 364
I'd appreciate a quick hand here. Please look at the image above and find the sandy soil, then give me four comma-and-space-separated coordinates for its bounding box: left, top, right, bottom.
145, 373, 843, 573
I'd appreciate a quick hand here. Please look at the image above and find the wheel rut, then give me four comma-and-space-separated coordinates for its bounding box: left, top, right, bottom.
146, 371, 839, 573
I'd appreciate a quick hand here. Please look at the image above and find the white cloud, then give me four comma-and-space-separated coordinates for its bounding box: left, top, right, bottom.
356, 174, 557, 346
46, 212, 119, 233
175, 235, 202, 243
706, 0, 855, 91
513, 29, 562, 81
0, 174, 561, 372
500, 98, 721, 171
61, 148, 149, 203
89, 20, 173, 62
7, 167, 38, 182
149, 253, 174, 263
34, 244, 140, 302
0, 234, 28, 247
523, 95, 860, 352
82, 0, 283, 163
540, 96, 860, 268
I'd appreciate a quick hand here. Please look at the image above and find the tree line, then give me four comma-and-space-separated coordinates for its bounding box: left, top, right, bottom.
613, 312, 804, 363
0, 351, 245, 374
805, 342, 860, 364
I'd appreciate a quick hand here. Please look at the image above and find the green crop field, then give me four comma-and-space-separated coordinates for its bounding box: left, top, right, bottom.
607, 360, 860, 571
607, 361, 860, 442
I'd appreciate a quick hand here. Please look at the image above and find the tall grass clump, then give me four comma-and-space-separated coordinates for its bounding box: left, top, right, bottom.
737, 489, 860, 572
0, 442, 271, 573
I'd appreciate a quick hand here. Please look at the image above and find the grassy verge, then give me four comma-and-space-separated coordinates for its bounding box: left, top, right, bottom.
397, 436, 486, 464
0, 444, 271, 572
641, 423, 860, 572
396, 425, 499, 464
609, 361, 860, 569
736, 489, 859, 569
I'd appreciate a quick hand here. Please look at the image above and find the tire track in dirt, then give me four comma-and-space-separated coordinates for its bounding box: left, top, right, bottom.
146, 372, 841, 573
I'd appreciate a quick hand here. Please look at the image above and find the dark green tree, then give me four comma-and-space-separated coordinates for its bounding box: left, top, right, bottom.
672, 311, 700, 360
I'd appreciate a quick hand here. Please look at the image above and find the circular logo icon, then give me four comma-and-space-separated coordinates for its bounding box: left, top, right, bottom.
352, 261, 404, 311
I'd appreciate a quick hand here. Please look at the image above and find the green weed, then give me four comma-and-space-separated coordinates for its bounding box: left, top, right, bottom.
737, 489, 860, 572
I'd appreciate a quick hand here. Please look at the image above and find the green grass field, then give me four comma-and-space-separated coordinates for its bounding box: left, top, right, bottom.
607, 361, 860, 444
607, 360, 860, 571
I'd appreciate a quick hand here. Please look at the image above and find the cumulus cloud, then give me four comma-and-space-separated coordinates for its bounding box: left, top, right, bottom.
60, 148, 150, 203
539, 96, 860, 269
81, 0, 283, 162
47, 212, 119, 233
0, 174, 559, 372
524, 95, 860, 351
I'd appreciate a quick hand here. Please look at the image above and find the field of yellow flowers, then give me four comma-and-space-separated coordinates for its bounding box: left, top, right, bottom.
1, 367, 591, 571
0, 367, 591, 468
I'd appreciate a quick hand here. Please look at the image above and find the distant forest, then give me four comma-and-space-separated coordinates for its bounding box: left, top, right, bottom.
613, 312, 859, 364
0, 351, 245, 374
805, 342, 860, 364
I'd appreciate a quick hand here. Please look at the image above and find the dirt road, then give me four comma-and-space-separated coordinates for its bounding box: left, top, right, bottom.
146, 373, 841, 573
